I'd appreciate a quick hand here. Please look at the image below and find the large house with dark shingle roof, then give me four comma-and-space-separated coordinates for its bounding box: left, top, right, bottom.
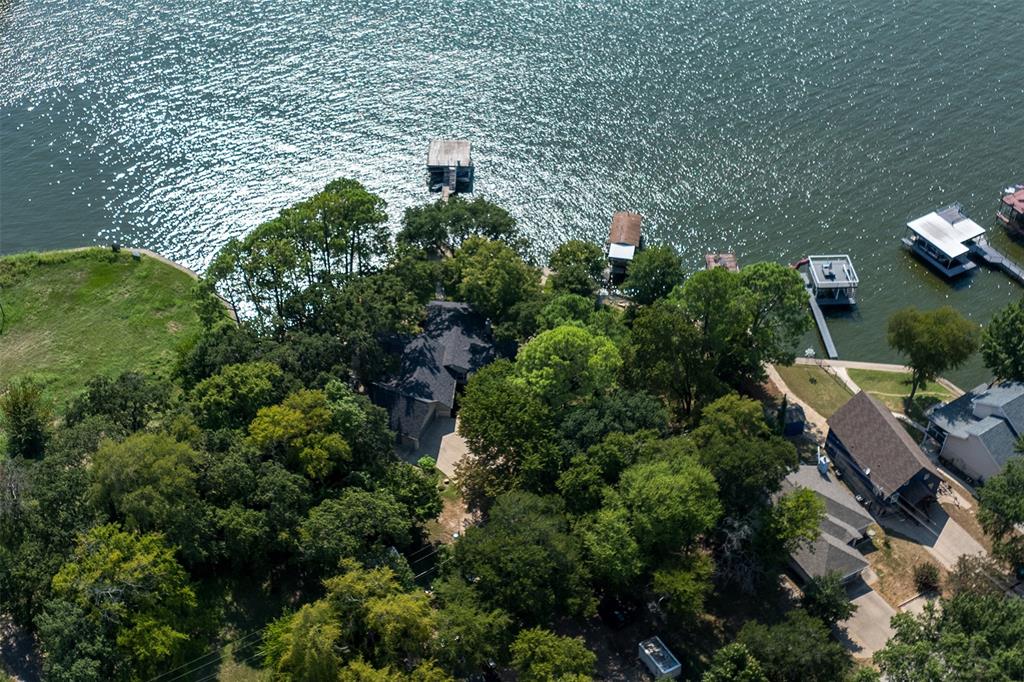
372, 301, 498, 450
926, 381, 1024, 484
779, 463, 872, 584
826, 391, 940, 510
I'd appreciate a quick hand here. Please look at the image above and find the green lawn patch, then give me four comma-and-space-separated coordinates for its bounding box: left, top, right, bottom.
0, 248, 203, 413
847, 368, 955, 421
774, 364, 853, 418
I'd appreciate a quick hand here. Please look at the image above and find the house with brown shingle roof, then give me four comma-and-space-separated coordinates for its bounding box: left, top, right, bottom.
826, 391, 940, 510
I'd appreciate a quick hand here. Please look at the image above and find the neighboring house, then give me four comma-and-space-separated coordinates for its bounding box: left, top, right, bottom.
826, 391, 940, 510
372, 301, 497, 450
779, 460, 872, 584
926, 381, 1024, 484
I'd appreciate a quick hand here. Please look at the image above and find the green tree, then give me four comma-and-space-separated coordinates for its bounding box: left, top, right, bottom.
381, 462, 443, 524
876, 593, 1024, 681
702, 643, 769, 682
557, 389, 668, 455
38, 524, 196, 680
510, 628, 596, 682
89, 433, 209, 565
887, 307, 979, 400
738, 262, 813, 369
535, 293, 595, 331
431, 576, 512, 675
0, 377, 51, 458
981, 298, 1024, 381
452, 492, 591, 623
455, 361, 561, 506
575, 506, 644, 587
299, 490, 412, 571
764, 488, 825, 555
248, 389, 352, 480
621, 244, 686, 305
365, 590, 436, 665
626, 298, 719, 417
399, 196, 523, 256
802, 572, 857, 626
514, 325, 622, 406
448, 236, 540, 323
652, 552, 715, 621
692, 394, 800, 513
262, 601, 344, 682
738, 610, 852, 682
188, 361, 284, 430
548, 240, 606, 296
977, 455, 1024, 567
618, 457, 721, 555
66, 371, 170, 433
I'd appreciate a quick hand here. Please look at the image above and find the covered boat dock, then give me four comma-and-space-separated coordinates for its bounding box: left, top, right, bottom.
902, 205, 984, 278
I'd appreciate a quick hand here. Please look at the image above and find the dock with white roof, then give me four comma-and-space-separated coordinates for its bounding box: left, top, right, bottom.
902, 203, 1024, 286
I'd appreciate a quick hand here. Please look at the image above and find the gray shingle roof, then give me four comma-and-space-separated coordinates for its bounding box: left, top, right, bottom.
791, 532, 868, 582
828, 391, 938, 497
928, 381, 1024, 465
782, 465, 873, 535
968, 417, 1020, 467
374, 301, 496, 440
780, 465, 872, 582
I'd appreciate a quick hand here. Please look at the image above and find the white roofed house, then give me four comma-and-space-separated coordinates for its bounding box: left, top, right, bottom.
926, 381, 1024, 484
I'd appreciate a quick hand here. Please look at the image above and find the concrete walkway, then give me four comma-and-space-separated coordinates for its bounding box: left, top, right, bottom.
407, 417, 470, 478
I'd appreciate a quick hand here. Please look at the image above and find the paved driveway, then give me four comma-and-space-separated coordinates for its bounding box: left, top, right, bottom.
406, 416, 470, 478
880, 506, 986, 570
837, 579, 896, 659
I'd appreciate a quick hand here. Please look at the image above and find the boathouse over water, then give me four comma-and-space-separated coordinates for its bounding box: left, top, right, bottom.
427, 139, 474, 195
902, 204, 985, 278
607, 211, 643, 283
806, 255, 859, 306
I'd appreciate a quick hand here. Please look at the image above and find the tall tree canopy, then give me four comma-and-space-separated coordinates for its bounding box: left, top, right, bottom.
514, 325, 622, 406
876, 593, 1024, 681
510, 628, 596, 682
38, 524, 196, 681
887, 306, 979, 399
737, 609, 852, 682
398, 196, 524, 257
981, 298, 1024, 382
977, 454, 1024, 567
446, 236, 541, 325
208, 178, 388, 323
621, 244, 686, 305
548, 240, 606, 296
451, 492, 591, 624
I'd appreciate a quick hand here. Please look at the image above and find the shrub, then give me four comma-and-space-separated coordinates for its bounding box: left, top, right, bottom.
914, 561, 941, 592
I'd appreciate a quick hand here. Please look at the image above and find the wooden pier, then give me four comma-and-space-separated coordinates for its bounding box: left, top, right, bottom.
800, 271, 839, 359
969, 240, 1024, 287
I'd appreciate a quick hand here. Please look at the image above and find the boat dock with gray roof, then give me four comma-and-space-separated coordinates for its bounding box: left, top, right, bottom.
427, 139, 474, 198
796, 255, 858, 360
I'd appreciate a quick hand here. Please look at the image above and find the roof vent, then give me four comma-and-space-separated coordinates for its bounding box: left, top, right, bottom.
864, 467, 871, 477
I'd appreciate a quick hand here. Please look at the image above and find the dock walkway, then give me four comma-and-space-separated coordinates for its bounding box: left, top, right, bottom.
800, 272, 838, 359
969, 241, 1024, 286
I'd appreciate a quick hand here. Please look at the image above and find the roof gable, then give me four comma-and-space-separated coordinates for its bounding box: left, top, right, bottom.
828, 391, 938, 496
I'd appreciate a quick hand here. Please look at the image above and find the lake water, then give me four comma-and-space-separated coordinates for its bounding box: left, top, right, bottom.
1, 0, 1021, 385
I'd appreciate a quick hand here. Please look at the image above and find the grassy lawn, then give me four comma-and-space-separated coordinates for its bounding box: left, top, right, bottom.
774, 364, 853, 418
0, 248, 203, 413
847, 368, 956, 421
